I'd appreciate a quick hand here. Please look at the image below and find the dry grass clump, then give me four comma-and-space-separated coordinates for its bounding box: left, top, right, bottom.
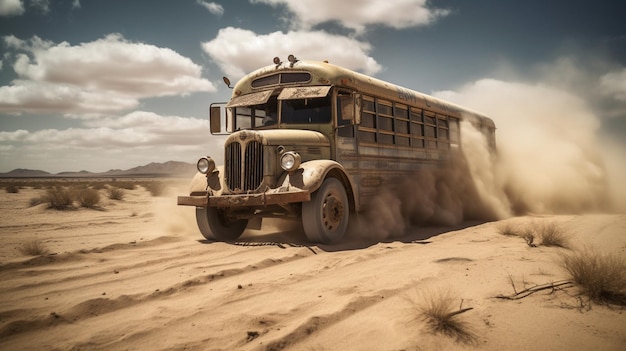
113, 181, 136, 190
498, 221, 569, 248
143, 181, 166, 197
74, 187, 101, 208
496, 222, 521, 236
561, 249, 626, 305
5, 185, 20, 193
537, 222, 570, 248
18, 239, 49, 256
107, 187, 125, 200
42, 186, 74, 210
417, 290, 476, 344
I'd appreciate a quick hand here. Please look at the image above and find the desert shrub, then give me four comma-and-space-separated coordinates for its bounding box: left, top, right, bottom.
107, 187, 125, 200
29, 196, 45, 207
497, 222, 520, 236
561, 249, 626, 305
520, 227, 536, 247
143, 181, 166, 197
418, 290, 476, 344
538, 222, 569, 248
43, 186, 74, 210
75, 187, 101, 208
5, 185, 20, 193
115, 181, 136, 190
90, 182, 107, 190
18, 239, 49, 256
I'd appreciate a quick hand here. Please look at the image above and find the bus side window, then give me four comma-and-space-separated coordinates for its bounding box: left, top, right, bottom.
337, 93, 355, 138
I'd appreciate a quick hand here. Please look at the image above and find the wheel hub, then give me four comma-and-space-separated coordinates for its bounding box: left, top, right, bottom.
322, 193, 344, 229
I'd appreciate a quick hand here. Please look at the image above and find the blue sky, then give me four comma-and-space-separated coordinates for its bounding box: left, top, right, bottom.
0, 0, 625, 173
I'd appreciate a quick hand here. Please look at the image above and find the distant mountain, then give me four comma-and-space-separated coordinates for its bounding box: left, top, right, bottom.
0, 161, 196, 178
0, 168, 52, 177
111, 161, 195, 176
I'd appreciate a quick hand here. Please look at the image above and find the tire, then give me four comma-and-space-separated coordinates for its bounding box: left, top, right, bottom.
302, 177, 349, 244
195, 207, 247, 241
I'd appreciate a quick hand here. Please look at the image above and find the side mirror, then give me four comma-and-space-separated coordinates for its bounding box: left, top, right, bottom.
209, 105, 221, 134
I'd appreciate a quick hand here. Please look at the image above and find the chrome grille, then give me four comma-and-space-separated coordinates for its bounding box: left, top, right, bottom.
225, 141, 264, 192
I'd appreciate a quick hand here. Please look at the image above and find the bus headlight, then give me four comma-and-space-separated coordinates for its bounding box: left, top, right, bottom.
280, 151, 301, 172
197, 156, 215, 174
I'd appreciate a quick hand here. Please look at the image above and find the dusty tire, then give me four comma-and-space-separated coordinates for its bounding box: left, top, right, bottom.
302, 178, 349, 244
196, 207, 247, 241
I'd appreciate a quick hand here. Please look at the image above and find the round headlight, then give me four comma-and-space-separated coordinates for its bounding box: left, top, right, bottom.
280, 151, 301, 172
197, 156, 215, 174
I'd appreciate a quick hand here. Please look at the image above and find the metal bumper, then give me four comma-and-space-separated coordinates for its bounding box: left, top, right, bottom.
177, 190, 311, 208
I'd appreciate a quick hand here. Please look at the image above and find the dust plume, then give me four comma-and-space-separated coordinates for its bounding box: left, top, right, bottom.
358, 78, 616, 240
444, 79, 611, 215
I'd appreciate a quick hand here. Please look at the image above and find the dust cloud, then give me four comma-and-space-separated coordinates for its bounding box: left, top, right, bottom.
358, 78, 619, 240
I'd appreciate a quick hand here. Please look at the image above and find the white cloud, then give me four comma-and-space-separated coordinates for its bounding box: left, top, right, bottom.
252, 0, 449, 32
0, 34, 216, 116
0, 0, 24, 16
30, 0, 49, 14
202, 27, 381, 79
0, 111, 226, 172
0, 80, 139, 115
72, 0, 80, 9
599, 68, 626, 102
0, 111, 214, 149
196, 0, 223, 16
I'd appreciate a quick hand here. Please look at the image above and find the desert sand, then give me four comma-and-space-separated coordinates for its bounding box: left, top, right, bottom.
0, 181, 624, 350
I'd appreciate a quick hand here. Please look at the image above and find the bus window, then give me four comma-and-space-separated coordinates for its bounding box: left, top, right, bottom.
361, 96, 376, 128
337, 92, 355, 138
395, 103, 409, 134
377, 100, 394, 131
281, 96, 331, 124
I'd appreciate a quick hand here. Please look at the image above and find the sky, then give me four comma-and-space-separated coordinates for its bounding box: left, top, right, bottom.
0, 0, 625, 174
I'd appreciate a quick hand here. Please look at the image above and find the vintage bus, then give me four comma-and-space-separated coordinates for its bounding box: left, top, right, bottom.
177, 55, 496, 243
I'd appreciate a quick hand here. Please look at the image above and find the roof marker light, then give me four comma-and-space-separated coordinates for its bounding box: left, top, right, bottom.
287, 54, 298, 67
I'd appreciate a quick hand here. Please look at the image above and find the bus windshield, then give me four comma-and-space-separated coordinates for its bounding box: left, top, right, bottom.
281, 97, 331, 124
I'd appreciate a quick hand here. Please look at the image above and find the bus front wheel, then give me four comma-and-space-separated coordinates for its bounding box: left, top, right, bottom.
196, 207, 247, 241
302, 177, 349, 244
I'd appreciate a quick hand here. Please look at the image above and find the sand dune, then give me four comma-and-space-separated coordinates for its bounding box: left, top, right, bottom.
0, 182, 624, 350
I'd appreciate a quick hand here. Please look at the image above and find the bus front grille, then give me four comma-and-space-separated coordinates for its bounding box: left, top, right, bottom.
225, 141, 264, 192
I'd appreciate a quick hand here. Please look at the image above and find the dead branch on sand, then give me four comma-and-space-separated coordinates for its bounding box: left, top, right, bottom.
496, 280, 574, 300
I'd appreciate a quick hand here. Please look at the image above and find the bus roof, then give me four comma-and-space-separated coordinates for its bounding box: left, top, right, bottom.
231, 60, 495, 129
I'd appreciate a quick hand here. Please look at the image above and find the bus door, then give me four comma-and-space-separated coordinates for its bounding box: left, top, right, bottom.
335, 91, 361, 209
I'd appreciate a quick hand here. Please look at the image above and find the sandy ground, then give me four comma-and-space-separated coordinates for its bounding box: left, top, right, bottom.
0, 182, 625, 350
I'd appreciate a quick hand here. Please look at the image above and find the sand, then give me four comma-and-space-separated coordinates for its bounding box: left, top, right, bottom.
0, 182, 625, 350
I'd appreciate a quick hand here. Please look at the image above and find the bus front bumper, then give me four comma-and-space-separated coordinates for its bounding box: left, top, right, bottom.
177, 190, 311, 208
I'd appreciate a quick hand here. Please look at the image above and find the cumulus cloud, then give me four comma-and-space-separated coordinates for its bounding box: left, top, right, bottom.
0, 111, 215, 149
252, 0, 449, 32
196, 0, 223, 16
0, 0, 24, 16
0, 34, 215, 116
599, 68, 626, 102
0, 110, 228, 172
30, 0, 49, 14
0, 80, 139, 115
202, 27, 381, 78
7, 34, 215, 97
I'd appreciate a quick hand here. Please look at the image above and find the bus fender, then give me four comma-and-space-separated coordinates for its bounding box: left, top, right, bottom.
188, 166, 223, 194
278, 160, 355, 205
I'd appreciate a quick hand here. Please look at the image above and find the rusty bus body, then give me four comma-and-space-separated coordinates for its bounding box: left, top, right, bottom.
177, 57, 496, 243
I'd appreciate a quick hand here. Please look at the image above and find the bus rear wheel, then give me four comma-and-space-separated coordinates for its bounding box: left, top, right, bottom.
196, 207, 247, 241
302, 177, 349, 244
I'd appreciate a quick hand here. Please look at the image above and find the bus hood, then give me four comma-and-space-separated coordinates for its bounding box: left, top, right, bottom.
225, 129, 330, 147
